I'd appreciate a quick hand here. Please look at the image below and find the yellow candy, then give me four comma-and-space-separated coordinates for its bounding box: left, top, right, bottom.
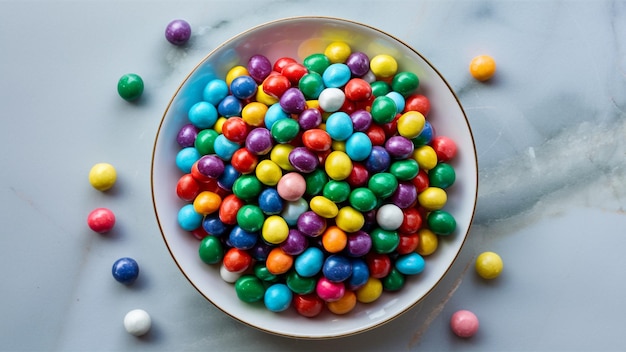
355, 277, 383, 303
330, 140, 346, 152
469, 55, 496, 81
416, 228, 438, 256
262, 215, 289, 244
324, 151, 353, 181
309, 196, 339, 218
241, 102, 268, 127
475, 251, 503, 279
335, 206, 364, 233
270, 144, 295, 171
397, 111, 426, 139
213, 117, 227, 134
413, 145, 438, 170
225, 65, 249, 86
305, 100, 320, 110
370, 54, 398, 79
324, 41, 352, 63
255, 84, 279, 106
89, 162, 117, 191
193, 191, 222, 215
417, 187, 447, 211
255, 159, 283, 186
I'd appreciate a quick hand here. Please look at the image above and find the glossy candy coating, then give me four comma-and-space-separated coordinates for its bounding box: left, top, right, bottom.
469, 55, 496, 81
450, 310, 479, 338
112, 257, 139, 284
124, 309, 151, 337
117, 73, 144, 101
475, 251, 503, 279
264, 283, 293, 312
235, 275, 266, 303
87, 208, 116, 233
89, 163, 117, 191
165, 19, 191, 45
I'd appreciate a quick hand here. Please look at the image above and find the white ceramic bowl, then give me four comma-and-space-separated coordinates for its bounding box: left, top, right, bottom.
152, 16, 477, 339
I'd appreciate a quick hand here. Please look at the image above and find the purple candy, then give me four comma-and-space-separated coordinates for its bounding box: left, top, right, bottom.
245, 128, 273, 155
385, 135, 415, 159
297, 211, 327, 237
165, 19, 191, 46
345, 52, 370, 77
365, 146, 391, 173
251, 241, 273, 261
280, 229, 309, 255
280, 88, 306, 114
196, 155, 225, 178
350, 110, 372, 132
288, 147, 319, 173
391, 182, 417, 209
247, 55, 272, 83
176, 123, 199, 147
298, 108, 323, 129
346, 230, 372, 257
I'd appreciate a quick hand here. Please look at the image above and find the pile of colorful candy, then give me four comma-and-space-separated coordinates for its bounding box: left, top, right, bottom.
172, 40, 461, 317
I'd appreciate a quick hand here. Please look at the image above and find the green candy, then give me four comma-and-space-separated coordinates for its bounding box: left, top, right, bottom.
370, 228, 399, 254
323, 180, 351, 203
299, 72, 324, 99
194, 129, 218, 155
368, 172, 398, 199
303, 53, 330, 75
391, 71, 419, 97
349, 187, 378, 212
254, 264, 278, 282
370, 96, 397, 124
390, 159, 419, 181
235, 275, 266, 303
382, 268, 405, 291
370, 81, 391, 97
286, 270, 316, 294
429, 163, 456, 189
117, 73, 144, 101
427, 210, 456, 235
236, 204, 265, 232
232, 175, 262, 201
305, 168, 328, 196
271, 118, 300, 143
198, 236, 223, 265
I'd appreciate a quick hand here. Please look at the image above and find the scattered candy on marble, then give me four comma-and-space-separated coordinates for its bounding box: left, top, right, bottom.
87, 207, 116, 234
475, 251, 504, 279
165, 19, 191, 46
112, 257, 139, 284
89, 162, 117, 191
450, 309, 479, 338
469, 54, 496, 81
169, 41, 464, 316
123, 309, 152, 336
117, 73, 144, 101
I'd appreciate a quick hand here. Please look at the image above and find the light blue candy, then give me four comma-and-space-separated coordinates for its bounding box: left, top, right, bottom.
202, 79, 229, 105
175, 147, 200, 173
188, 101, 218, 129
386, 91, 405, 114
395, 252, 426, 275
294, 247, 324, 277
213, 134, 240, 161
322, 63, 352, 88
177, 204, 203, 231
264, 103, 290, 130
345, 132, 373, 161
325, 112, 353, 141
264, 283, 293, 312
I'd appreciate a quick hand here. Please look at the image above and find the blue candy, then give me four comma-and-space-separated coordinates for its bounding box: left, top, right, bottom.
228, 226, 259, 250
202, 214, 229, 237
322, 63, 351, 88
395, 252, 426, 275
325, 112, 353, 141
217, 95, 242, 117
347, 258, 370, 290
264, 283, 292, 312
230, 75, 257, 100
202, 79, 229, 105
175, 146, 201, 173
258, 188, 284, 215
213, 134, 240, 161
322, 254, 352, 282
188, 101, 218, 129
112, 257, 139, 285
294, 247, 324, 277
177, 204, 203, 231
345, 131, 373, 161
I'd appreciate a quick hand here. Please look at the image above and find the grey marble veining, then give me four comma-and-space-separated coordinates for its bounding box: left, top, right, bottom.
1, 1, 625, 351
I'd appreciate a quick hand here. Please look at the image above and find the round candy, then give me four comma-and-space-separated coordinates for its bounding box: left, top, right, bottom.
255, 159, 282, 186
324, 41, 351, 63
89, 162, 117, 191
264, 283, 293, 312
112, 257, 139, 284
395, 252, 425, 275
418, 187, 447, 211
450, 310, 479, 338
277, 172, 306, 201
335, 206, 364, 233
318, 87, 345, 112
87, 208, 116, 233
322, 255, 352, 282
469, 54, 496, 81
295, 247, 324, 277
286, 271, 317, 295
310, 196, 339, 218
369, 54, 397, 79
198, 235, 224, 264
123, 309, 151, 336
165, 19, 191, 45
117, 73, 144, 101
376, 204, 404, 230
427, 210, 457, 235
235, 275, 265, 303
247, 55, 272, 83
475, 251, 504, 279
324, 151, 353, 181
316, 277, 345, 302
355, 277, 383, 303
429, 162, 456, 189
293, 294, 324, 317
262, 215, 289, 244
178, 203, 203, 231
416, 228, 438, 256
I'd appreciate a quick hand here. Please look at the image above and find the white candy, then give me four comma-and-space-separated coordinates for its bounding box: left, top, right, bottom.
318, 87, 345, 112
123, 309, 151, 336
376, 204, 404, 230
220, 263, 243, 283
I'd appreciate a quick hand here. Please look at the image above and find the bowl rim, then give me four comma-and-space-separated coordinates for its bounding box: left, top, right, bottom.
151, 15, 478, 339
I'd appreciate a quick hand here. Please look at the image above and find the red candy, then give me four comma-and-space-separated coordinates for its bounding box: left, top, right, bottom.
262, 74, 291, 98
301, 129, 332, 152
293, 294, 324, 318
223, 248, 253, 273
230, 148, 258, 174
221, 117, 249, 143
365, 253, 392, 279
176, 173, 201, 201
87, 207, 116, 234
219, 194, 245, 225
344, 78, 373, 101
404, 93, 430, 116
430, 136, 458, 162
281, 63, 308, 84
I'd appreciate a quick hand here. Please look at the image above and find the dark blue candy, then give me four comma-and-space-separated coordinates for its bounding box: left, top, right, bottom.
364, 145, 391, 173
217, 164, 241, 190
228, 226, 258, 250
217, 95, 242, 117
412, 121, 434, 146
202, 214, 229, 237
112, 257, 139, 285
230, 75, 257, 100
322, 254, 352, 282
258, 188, 284, 215
346, 258, 369, 290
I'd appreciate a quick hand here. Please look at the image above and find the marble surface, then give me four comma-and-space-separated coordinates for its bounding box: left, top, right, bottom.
1, 1, 624, 351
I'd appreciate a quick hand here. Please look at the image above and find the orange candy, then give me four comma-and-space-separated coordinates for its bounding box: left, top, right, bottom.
326, 290, 357, 314
469, 55, 496, 81
192, 191, 222, 215
266, 247, 294, 275
301, 129, 332, 152
322, 226, 348, 253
